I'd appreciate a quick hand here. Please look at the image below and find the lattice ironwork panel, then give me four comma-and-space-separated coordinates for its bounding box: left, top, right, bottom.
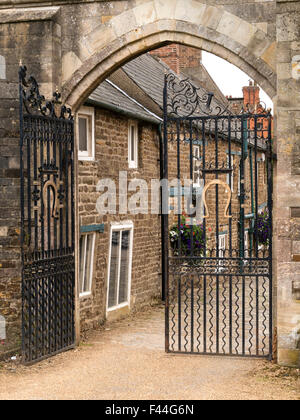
22, 254, 75, 363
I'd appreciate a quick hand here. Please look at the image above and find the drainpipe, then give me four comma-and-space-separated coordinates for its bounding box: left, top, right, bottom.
239, 118, 248, 260
158, 123, 165, 302
249, 148, 255, 254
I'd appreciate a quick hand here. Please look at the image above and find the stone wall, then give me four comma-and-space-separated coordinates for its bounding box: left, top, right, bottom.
275, 0, 300, 368
0, 13, 63, 357
0, 79, 21, 356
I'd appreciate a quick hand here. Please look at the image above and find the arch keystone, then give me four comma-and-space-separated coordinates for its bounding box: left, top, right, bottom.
154, 0, 176, 20
174, 0, 206, 25
111, 9, 138, 39
133, 1, 157, 27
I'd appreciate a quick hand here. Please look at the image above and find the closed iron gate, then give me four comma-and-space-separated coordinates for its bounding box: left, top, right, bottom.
163, 75, 273, 359
19, 66, 75, 364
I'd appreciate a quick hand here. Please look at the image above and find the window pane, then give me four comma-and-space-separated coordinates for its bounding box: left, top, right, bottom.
118, 230, 130, 305
131, 126, 135, 162
84, 234, 94, 293
79, 236, 87, 294
219, 235, 226, 258
108, 231, 120, 308
79, 117, 88, 152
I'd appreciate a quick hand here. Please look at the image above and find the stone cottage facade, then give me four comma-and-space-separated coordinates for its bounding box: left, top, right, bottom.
77, 82, 162, 331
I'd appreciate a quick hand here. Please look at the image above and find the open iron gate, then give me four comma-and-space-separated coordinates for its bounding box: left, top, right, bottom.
19, 66, 75, 364
163, 74, 273, 359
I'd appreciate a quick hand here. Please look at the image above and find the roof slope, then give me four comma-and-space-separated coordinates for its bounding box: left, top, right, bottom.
87, 53, 228, 122
121, 54, 166, 110
122, 53, 228, 116
86, 79, 161, 124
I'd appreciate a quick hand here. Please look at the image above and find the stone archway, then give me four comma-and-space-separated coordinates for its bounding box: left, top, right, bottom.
62, 0, 278, 359
62, 0, 276, 110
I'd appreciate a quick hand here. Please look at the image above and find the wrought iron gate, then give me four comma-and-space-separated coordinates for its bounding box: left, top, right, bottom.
19, 66, 75, 364
163, 75, 273, 359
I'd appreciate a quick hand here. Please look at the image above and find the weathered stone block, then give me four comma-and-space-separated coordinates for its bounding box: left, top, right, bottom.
201, 5, 223, 30
111, 9, 137, 39
174, 0, 206, 25
153, 0, 176, 21
277, 12, 300, 42
133, 1, 157, 27
278, 349, 300, 368
62, 51, 83, 84
217, 11, 241, 39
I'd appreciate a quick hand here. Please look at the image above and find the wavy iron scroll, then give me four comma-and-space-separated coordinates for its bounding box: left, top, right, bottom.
165, 73, 271, 118
19, 65, 73, 120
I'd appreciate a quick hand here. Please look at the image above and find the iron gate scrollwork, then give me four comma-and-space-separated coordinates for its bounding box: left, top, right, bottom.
163, 74, 273, 359
19, 66, 75, 364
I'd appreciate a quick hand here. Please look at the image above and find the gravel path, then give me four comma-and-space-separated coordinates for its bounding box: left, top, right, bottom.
0, 305, 298, 400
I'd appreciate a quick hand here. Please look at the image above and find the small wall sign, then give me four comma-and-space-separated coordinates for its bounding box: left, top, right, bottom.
291, 207, 300, 218
0, 315, 6, 341
292, 56, 300, 80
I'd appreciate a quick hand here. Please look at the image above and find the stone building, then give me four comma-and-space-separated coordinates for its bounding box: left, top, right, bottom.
0, 0, 299, 367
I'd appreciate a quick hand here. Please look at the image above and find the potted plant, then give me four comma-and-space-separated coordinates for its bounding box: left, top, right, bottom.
254, 209, 271, 247
169, 214, 205, 257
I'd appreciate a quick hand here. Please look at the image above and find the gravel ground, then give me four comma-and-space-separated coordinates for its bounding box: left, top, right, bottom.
0, 305, 298, 400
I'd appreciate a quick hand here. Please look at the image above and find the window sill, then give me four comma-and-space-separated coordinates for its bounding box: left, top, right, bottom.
78, 156, 95, 162
107, 302, 130, 313
79, 292, 92, 299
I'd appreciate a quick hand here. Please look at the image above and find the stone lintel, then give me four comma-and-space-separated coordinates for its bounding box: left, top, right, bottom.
0, 1, 117, 10
0, 6, 60, 23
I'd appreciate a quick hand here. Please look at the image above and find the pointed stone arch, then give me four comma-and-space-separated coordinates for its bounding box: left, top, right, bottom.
62, 0, 276, 110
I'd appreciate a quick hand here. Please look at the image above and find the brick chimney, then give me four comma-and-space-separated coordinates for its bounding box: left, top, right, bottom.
243, 80, 260, 108
150, 44, 202, 75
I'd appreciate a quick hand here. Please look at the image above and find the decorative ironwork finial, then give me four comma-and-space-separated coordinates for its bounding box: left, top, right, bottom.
165, 73, 271, 118
165, 73, 225, 117
19, 64, 72, 120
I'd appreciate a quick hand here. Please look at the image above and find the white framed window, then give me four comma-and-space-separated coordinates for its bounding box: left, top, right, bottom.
77, 106, 95, 161
244, 230, 249, 258
227, 155, 234, 192
193, 145, 202, 186
107, 223, 134, 312
128, 121, 139, 169
79, 232, 96, 297
219, 234, 226, 258
238, 163, 241, 196
261, 154, 266, 185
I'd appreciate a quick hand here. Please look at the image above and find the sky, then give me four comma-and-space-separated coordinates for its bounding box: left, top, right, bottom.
202, 51, 273, 111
